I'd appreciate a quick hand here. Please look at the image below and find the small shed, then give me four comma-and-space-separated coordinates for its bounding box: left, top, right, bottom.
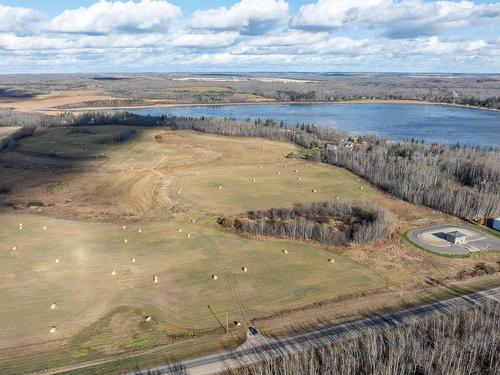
445, 231, 466, 245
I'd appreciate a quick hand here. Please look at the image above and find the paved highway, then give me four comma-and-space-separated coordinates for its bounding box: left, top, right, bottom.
134, 287, 500, 375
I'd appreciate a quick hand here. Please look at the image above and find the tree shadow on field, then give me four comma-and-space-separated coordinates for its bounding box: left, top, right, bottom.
0, 123, 152, 220
127, 354, 188, 375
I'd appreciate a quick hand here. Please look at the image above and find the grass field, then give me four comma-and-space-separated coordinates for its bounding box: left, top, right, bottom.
0, 126, 498, 374
0, 91, 115, 113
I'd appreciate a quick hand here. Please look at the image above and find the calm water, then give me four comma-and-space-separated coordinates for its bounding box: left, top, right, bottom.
118, 103, 500, 147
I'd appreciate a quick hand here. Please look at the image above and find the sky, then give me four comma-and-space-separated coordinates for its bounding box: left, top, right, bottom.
0, 0, 499, 74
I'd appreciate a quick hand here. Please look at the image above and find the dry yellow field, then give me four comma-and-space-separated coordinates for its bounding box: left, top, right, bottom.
0, 126, 498, 374
0, 91, 115, 113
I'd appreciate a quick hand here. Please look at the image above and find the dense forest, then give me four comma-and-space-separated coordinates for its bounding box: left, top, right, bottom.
1, 110, 499, 219
324, 140, 500, 219
219, 201, 389, 246
225, 302, 500, 375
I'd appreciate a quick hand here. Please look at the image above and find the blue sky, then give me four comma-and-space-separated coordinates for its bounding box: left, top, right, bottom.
0, 0, 499, 73
0, 1, 317, 16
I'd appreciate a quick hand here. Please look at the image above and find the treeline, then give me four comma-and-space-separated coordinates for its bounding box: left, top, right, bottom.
276, 90, 317, 102
56, 98, 150, 109
0, 126, 35, 152
226, 302, 500, 375
107, 87, 254, 104
438, 95, 500, 110
219, 201, 389, 246
265, 90, 500, 110
114, 129, 136, 143
0, 109, 71, 127
324, 140, 500, 219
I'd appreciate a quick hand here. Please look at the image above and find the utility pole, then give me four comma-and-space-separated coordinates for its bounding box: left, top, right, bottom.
207, 305, 225, 332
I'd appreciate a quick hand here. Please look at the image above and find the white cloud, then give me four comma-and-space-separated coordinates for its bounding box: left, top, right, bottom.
189, 0, 288, 34
0, 4, 45, 33
0, 0, 498, 73
290, 0, 386, 30
171, 32, 240, 48
290, 0, 500, 38
45, 0, 181, 34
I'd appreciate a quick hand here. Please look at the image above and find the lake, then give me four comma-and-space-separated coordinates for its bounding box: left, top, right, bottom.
116, 103, 500, 147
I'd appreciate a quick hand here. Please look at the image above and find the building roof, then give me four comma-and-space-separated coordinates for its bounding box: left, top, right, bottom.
447, 231, 466, 239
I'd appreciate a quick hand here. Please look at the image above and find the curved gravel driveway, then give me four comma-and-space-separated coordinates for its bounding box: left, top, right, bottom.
408, 224, 500, 256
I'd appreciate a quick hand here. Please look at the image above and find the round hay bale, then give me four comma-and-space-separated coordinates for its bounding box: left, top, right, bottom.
304, 163, 308, 166
294, 169, 298, 173
50, 303, 57, 310
55, 258, 60, 264
218, 185, 223, 190
258, 165, 262, 169
251, 178, 256, 182
178, 228, 183, 232
242, 266, 248, 272
43, 226, 47, 230
49, 326, 57, 334
284, 164, 287, 168
312, 189, 317, 193
329, 258, 335, 264
297, 177, 301, 181
212, 274, 218, 280
235, 321, 241, 326
336, 196, 340, 200
186, 233, 191, 238
131, 257, 136, 263
138, 229, 142, 233
191, 219, 196, 223
122, 225, 127, 230
145, 315, 152, 322
359, 186, 364, 190
282, 249, 288, 254
124, 238, 128, 243
12, 246, 16, 251
177, 190, 182, 195
153, 275, 159, 284
276, 171, 280, 175
111, 270, 116, 276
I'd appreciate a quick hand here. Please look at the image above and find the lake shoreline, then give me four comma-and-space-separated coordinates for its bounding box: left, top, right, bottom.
55, 99, 499, 113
